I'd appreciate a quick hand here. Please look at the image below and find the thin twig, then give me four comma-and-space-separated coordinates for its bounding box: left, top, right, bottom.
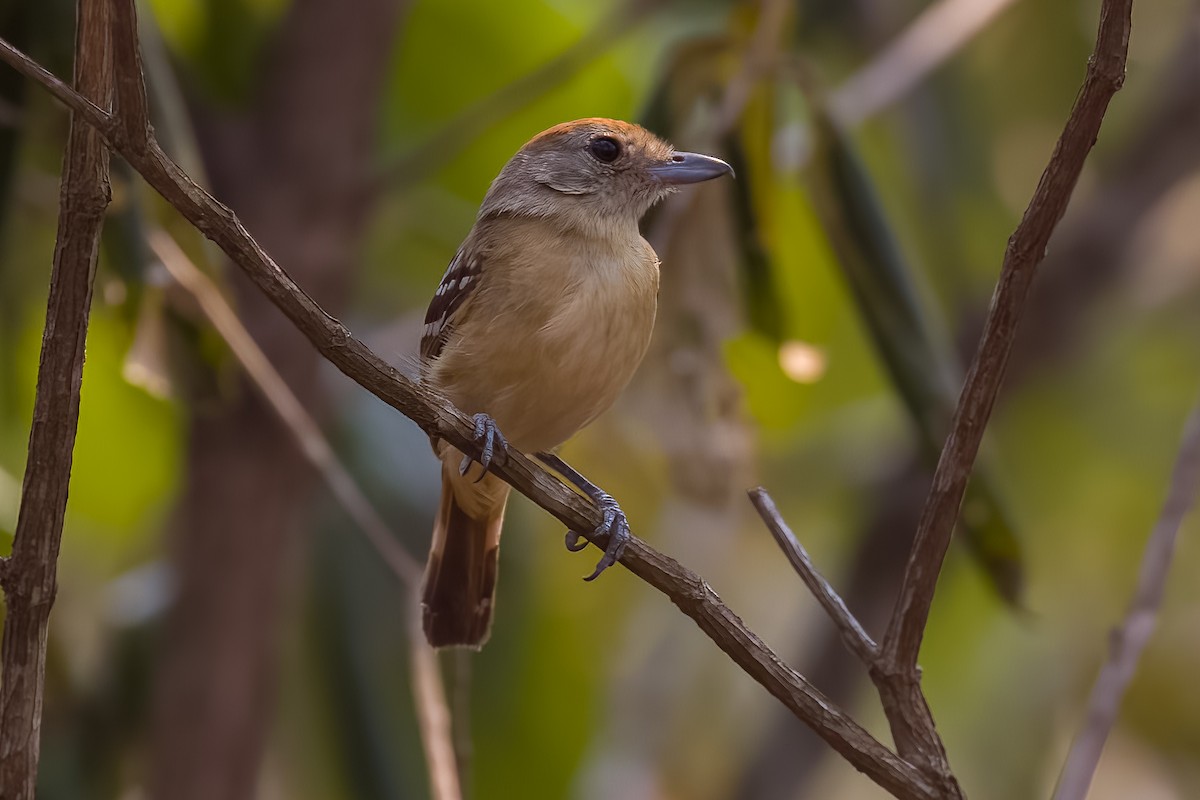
147, 231, 464, 799
0, 36, 117, 140
748, 488, 877, 664
830, 0, 1022, 126
1052, 395, 1200, 800
0, 30, 941, 800
379, 0, 662, 187
147, 231, 422, 586
408, 595, 465, 800
0, 1, 113, 795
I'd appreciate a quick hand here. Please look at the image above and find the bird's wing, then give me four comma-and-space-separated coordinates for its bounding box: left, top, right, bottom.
421, 247, 483, 361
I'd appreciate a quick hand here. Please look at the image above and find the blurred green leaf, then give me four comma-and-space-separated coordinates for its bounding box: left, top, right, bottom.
804, 103, 1025, 605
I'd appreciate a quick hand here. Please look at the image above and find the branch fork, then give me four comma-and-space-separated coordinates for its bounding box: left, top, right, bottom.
0, 0, 1135, 796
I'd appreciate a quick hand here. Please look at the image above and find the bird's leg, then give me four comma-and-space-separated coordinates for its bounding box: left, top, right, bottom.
535, 452, 630, 581
458, 412, 508, 480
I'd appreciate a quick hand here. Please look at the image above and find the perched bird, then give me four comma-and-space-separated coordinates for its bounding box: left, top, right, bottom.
419, 118, 732, 648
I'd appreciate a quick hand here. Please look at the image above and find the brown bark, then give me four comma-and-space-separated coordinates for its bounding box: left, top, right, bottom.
0, 1, 112, 796
740, 15, 1197, 796
0, 0, 1132, 792
2, 32, 945, 791
145, 0, 406, 797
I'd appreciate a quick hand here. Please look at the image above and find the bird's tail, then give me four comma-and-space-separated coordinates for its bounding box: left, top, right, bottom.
421, 459, 510, 649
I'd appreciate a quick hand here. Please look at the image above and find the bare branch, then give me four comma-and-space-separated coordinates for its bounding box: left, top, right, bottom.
147, 231, 422, 586
830, 0, 1021, 126
863, 0, 1132, 777
0, 1, 113, 795
409, 599, 465, 800
379, 0, 660, 186
109, 0, 150, 148
148, 230, 462, 797
1053, 396, 1200, 800
748, 488, 878, 664
881, 0, 1133, 673
0, 27, 939, 800
148, 230, 472, 794
0, 35, 117, 141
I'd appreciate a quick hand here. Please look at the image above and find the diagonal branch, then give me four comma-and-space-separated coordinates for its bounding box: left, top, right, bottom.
147, 230, 458, 799
749, 488, 877, 664
880, 0, 1133, 679
1052, 394, 1200, 800
378, 0, 661, 187
755, 0, 1133, 789
147, 231, 422, 586
830, 0, 1021, 126
866, 0, 1132, 777
0, 1, 113, 796
0, 26, 940, 800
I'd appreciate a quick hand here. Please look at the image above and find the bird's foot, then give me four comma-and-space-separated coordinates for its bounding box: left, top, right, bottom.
535, 451, 631, 581
458, 413, 508, 479
564, 489, 630, 582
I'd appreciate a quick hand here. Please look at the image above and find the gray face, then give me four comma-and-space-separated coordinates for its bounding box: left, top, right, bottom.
477, 119, 733, 230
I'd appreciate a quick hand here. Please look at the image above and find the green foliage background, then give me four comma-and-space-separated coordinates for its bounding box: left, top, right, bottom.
2, 0, 1200, 798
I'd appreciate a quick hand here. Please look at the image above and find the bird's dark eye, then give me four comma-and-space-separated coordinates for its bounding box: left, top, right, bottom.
589, 136, 621, 163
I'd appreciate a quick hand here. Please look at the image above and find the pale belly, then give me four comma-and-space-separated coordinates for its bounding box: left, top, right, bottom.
430, 272, 657, 453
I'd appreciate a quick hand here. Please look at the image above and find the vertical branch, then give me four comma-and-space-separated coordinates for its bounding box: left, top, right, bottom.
1052, 396, 1200, 800
108, 0, 149, 148
0, 1, 113, 796
408, 601, 464, 800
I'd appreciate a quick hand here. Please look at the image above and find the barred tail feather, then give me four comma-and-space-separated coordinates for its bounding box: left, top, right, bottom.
421, 467, 507, 649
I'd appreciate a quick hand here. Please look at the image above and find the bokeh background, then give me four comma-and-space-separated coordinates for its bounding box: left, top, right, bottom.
2, 0, 1199, 797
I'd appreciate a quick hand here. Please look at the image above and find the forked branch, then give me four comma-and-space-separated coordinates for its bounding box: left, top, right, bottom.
0, 13, 936, 800
0, 0, 1136, 795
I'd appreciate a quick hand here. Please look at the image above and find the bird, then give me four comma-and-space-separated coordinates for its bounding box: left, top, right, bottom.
419, 118, 733, 648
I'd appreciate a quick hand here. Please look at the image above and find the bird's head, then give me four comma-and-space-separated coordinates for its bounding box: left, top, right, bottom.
477, 118, 733, 234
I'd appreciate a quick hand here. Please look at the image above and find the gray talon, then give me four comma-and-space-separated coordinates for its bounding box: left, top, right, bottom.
535, 452, 630, 580
582, 495, 629, 581
461, 413, 507, 480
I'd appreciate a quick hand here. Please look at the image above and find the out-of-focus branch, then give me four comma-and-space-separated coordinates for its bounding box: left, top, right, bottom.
876, 0, 1132, 771
1015, 10, 1200, 379
830, 0, 1022, 126
147, 230, 459, 799
379, 0, 662, 187
1052, 395, 1200, 800
147, 231, 422, 586
0, 1, 113, 796
0, 24, 941, 800
408, 598, 463, 800
751, 0, 1133, 792
141, 0, 410, 795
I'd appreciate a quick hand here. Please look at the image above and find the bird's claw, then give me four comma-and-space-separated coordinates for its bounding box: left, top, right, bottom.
566, 492, 630, 581
458, 413, 508, 480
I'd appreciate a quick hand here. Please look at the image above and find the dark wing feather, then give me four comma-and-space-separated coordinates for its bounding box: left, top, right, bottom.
421, 248, 482, 360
